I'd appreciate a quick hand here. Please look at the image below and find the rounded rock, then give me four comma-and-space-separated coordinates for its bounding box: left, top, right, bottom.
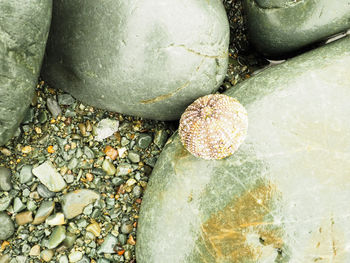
42, 0, 229, 120
0, 212, 15, 240
0, 167, 12, 191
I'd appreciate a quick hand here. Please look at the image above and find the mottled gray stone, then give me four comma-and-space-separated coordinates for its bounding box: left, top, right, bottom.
37, 184, 56, 198
42, 0, 229, 120
47, 226, 66, 249
0, 167, 12, 191
61, 189, 99, 219
32, 161, 66, 192
0, 0, 52, 145
97, 234, 118, 254
33, 201, 55, 225
0, 212, 14, 240
137, 37, 350, 262
46, 97, 62, 118
19, 165, 33, 184
245, 0, 350, 57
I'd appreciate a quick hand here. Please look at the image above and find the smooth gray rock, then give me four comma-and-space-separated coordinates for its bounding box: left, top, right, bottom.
42, 0, 229, 120
137, 36, 350, 262
0, 167, 12, 191
244, 0, 350, 57
32, 161, 66, 192
0, 212, 14, 240
19, 165, 33, 184
0, 0, 52, 145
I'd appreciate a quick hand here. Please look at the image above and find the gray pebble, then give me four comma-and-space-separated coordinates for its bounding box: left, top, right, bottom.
47, 97, 62, 118
83, 146, 95, 159
128, 151, 140, 163
132, 185, 142, 198
77, 256, 90, 263
68, 157, 79, 170
136, 134, 152, 149
58, 94, 75, 105
59, 255, 69, 263
121, 222, 133, 234
154, 129, 168, 148
0, 167, 12, 191
118, 234, 127, 245
13, 197, 26, 213
47, 226, 66, 249
19, 165, 33, 184
97, 234, 118, 254
0, 212, 15, 240
38, 111, 48, 124
37, 184, 56, 198
0, 196, 12, 211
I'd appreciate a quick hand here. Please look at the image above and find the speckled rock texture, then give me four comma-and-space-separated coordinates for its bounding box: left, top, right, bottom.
42, 0, 229, 120
244, 0, 350, 57
136, 36, 350, 262
0, 0, 52, 145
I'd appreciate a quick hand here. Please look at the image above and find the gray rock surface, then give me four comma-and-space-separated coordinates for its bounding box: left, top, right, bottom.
42, 0, 229, 120
0, 0, 52, 145
244, 0, 350, 57
32, 161, 66, 192
0, 212, 15, 240
136, 36, 350, 262
0, 167, 12, 191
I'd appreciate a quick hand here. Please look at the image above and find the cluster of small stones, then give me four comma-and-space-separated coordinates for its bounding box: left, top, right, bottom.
0, 80, 175, 263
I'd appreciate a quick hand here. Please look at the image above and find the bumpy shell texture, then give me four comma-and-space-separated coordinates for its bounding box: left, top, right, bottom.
179, 94, 248, 160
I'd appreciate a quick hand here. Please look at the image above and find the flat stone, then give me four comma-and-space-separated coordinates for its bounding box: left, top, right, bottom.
136, 134, 152, 149
15, 211, 33, 225
13, 197, 26, 213
58, 94, 75, 105
116, 163, 132, 176
46, 212, 66, 226
244, 0, 350, 57
46, 97, 62, 118
154, 129, 168, 148
19, 165, 33, 184
136, 36, 350, 262
128, 151, 140, 163
63, 232, 77, 248
47, 226, 66, 249
42, 0, 229, 121
61, 189, 99, 219
0, 0, 52, 145
86, 221, 101, 237
102, 159, 116, 176
32, 161, 67, 192
0, 167, 12, 191
37, 184, 56, 198
29, 245, 41, 256
40, 249, 54, 262
94, 119, 119, 142
0, 212, 15, 240
32, 201, 55, 225
97, 234, 118, 254
0, 196, 12, 211
68, 251, 83, 262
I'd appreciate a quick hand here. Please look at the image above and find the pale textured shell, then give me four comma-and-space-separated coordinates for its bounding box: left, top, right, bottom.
179, 94, 248, 160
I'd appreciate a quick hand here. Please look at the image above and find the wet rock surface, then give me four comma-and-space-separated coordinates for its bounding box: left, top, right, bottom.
137, 36, 350, 262
0, 0, 52, 145
42, 0, 229, 120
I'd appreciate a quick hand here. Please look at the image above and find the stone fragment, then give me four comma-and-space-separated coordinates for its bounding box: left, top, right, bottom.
0, 0, 52, 145
86, 221, 101, 237
68, 250, 83, 262
46, 213, 66, 226
102, 159, 116, 176
63, 232, 77, 248
61, 189, 99, 219
32, 161, 66, 192
13, 197, 26, 213
42, 0, 229, 120
116, 163, 132, 176
128, 151, 140, 163
32, 201, 55, 225
40, 249, 54, 262
37, 184, 56, 198
0, 167, 12, 191
0, 212, 15, 240
97, 234, 118, 254
136, 36, 350, 262
94, 119, 119, 141
136, 134, 152, 149
244, 0, 350, 57
47, 226, 66, 249
0, 196, 12, 211
154, 129, 168, 148
19, 165, 33, 184
58, 94, 75, 105
29, 245, 41, 256
15, 211, 33, 225
47, 97, 62, 118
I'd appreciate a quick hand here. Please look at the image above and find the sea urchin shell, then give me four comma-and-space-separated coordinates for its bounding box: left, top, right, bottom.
179, 94, 248, 160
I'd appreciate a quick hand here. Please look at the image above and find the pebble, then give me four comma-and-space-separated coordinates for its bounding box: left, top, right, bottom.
128, 151, 140, 163
0, 167, 12, 191
102, 159, 116, 176
0, 212, 15, 240
136, 133, 152, 149
32, 161, 67, 192
46, 212, 66, 225
86, 221, 101, 237
68, 157, 79, 170
63, 232, 77, 248
15, 211, 33, 225
94, 119, 119, 141
29, 244, 41, 256
47, 97, 62, 118
0, 255, 10, 263
37, 184, 56, 198
154, 129, 168, 148
83, 146, 95, 159
59, 255, 69, 263
132, 185, 142, 198
0, 196, 12, 211
68, 250, 83, 262
61, 189, 99, 219
40, 249, 54, 262
32, 201, 55, 224
97, 234, 118, 254
104, 146, 118, 160
116, 163, 132, 176
13, 197, 26, 212
47, 226, 66, 249
58, 93, 75, 105
121, 222, 133, 234
19, 165, 33, 184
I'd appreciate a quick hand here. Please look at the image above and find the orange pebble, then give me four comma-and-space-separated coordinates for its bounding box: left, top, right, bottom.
47, 145, 55, 153
104, 145, 118, 160
117, 249, 125, 256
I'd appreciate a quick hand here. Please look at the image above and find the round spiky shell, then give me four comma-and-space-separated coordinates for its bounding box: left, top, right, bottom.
179, 94, 248, 160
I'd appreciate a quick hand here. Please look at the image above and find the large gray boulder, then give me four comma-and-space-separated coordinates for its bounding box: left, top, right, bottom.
0, 0, 52, 145
137, 36, 350, 262
244, 0, 350, 57
42, 0, 229, 120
